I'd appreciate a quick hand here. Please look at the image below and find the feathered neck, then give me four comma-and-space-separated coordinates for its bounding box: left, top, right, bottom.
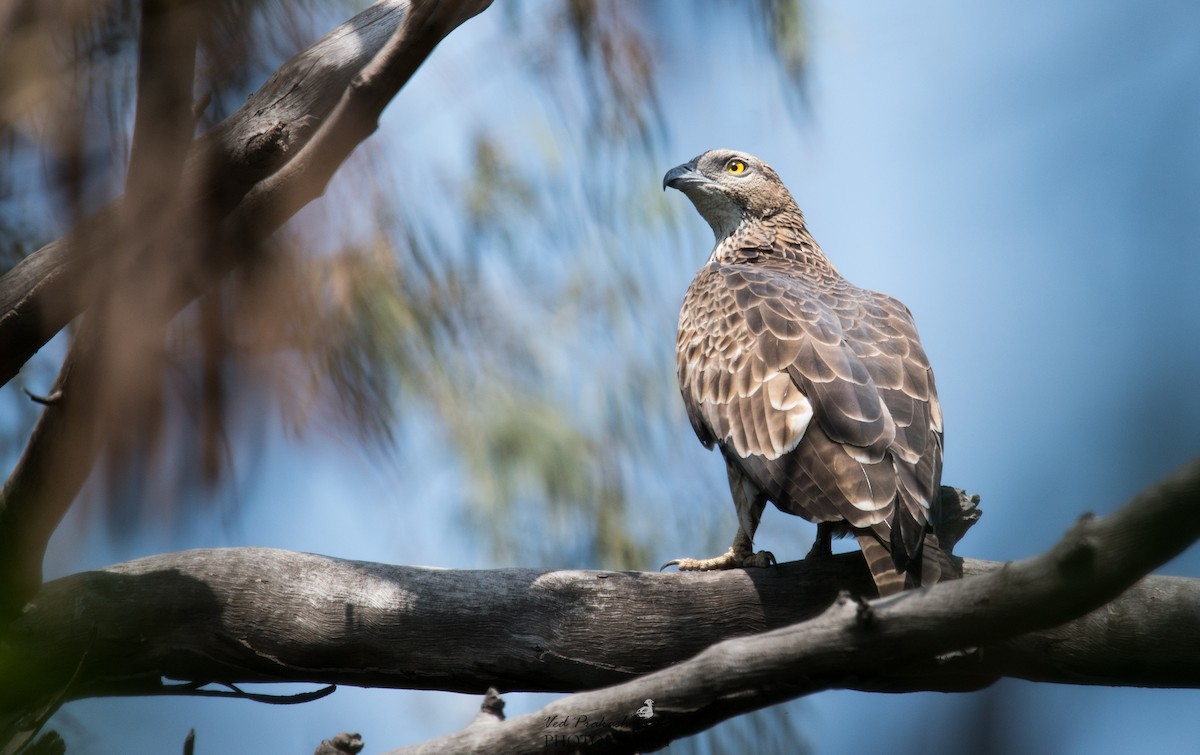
710, 210, 840, 276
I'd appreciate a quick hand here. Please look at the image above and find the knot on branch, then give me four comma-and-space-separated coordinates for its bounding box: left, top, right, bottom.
470, 687, 506, 727
934, 486, 983, 554
845, 591, 874, 628
1058, 513, 1100, 579
314, 732, 363, 755
243, 121, 294, 170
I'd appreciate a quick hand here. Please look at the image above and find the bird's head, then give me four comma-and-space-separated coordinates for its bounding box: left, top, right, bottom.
663, 149, 798, 240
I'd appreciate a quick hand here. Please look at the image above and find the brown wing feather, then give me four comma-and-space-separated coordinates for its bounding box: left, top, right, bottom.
678, 266, 818, 462
669, 151, 945, 593
677, 250, 944, 583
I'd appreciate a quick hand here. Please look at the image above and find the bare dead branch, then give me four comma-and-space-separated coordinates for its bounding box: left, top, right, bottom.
223, 0, 493, 247
314, 732, 364, 755
384, 455, 1200, 753
2, 460, 1198, 725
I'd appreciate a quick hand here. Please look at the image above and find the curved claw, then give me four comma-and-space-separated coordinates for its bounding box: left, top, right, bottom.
660, 548, 739, 571
744, 550, 777, 569
660, 547, 775, 572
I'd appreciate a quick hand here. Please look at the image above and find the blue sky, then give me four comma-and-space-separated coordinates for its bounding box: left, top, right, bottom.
31, 0, 1200, 752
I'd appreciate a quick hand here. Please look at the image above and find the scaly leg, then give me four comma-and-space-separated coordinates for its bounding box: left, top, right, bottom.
806, 521, 835, 558
662, 461, 775, 571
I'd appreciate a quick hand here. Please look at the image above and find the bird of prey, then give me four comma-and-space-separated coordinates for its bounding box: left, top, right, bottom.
663, 149, 949, 596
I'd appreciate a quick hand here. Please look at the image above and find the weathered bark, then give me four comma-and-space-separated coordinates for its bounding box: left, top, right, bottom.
3, 466, 1198, 715
383, 455, 1200, 754
0, 457, 1194, 752
0, 0, 492, 621
6, 553, 1199, 712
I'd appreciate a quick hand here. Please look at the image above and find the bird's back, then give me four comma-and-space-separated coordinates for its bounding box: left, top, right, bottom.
677, 216, 946, 592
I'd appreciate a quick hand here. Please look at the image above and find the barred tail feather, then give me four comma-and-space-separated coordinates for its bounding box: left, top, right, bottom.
855, 532, 906, 597
918, 531, 958, 587
856, 530, 958, 597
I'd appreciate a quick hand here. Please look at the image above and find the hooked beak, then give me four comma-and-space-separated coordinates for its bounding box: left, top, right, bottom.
662, 161, 710, 192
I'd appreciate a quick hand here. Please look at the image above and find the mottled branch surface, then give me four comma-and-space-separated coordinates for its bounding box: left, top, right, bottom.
3, 464, 1199, 718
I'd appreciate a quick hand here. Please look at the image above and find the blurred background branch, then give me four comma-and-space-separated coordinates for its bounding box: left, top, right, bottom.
0, 0, 493, 617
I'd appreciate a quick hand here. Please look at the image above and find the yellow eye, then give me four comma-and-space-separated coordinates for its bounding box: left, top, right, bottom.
727, 159, 747, 174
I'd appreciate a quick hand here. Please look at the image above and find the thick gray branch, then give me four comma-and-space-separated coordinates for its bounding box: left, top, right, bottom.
388, 456, 1200, 753
2, 462, 1198, 719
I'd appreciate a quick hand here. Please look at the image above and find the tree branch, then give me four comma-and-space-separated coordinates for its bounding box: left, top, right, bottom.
385, 455, 1200, 753
0, 0, 381, 379
2, 461, 1198, 721
0, 0, 488, 386
0, 0, 206, 624
223, 0, 488, 246
0, 0, 492, 621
